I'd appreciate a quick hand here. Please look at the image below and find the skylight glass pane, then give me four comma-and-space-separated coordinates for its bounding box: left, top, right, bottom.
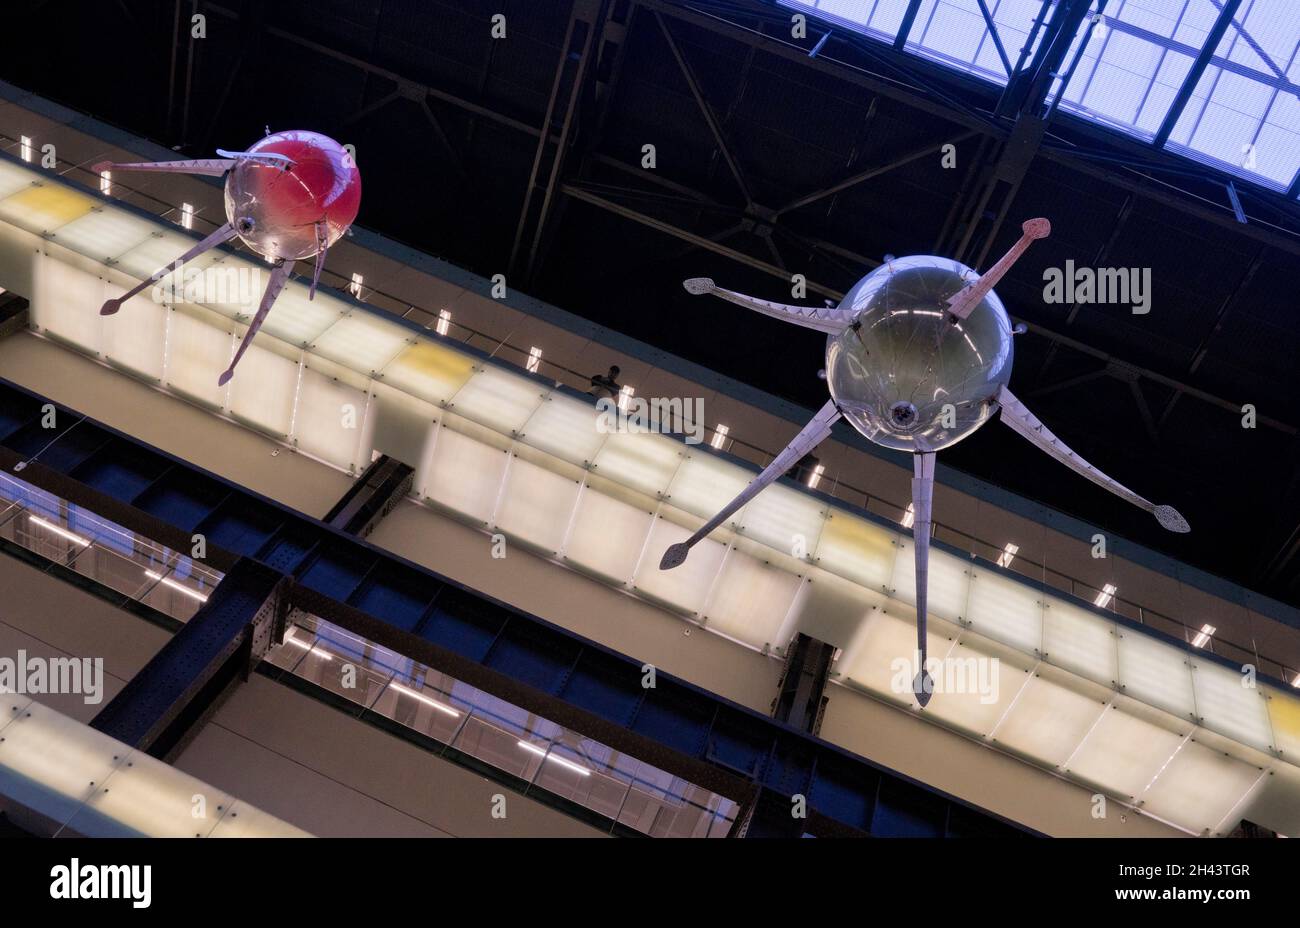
906, 0, 1045, 85
1055, 0, 1217, 140
1165, 0, 1300, 188
783, 0, 915, 42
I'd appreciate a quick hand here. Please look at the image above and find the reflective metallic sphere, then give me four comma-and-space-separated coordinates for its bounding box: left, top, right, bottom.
223, 130, 361, 261
825, 255, 1014, 452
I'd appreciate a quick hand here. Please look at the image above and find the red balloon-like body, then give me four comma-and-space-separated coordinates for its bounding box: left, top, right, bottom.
223, 130, 361, 261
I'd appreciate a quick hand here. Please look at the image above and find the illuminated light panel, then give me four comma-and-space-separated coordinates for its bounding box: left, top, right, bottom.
561, 484, 654, 582
144, 569, 209, 602
0, 182, 95, 234
180, 202, 193, 230
663, 452, 750, 524
590, 430, 682, 499
19, 136, 32, 162
257, 285, 346, 346
739, 482, 827, 555
435, 308, 451, 336
110, 230, 219, 284
1116, 630, 1196, 721
389, 680, 460, 717
28, 514, 90, 546
1268, 687, 1300, 760
965, 568, 1043, 655
292, 366, 369, 470
311, 312, 409, 374
226, 342, 299, 437
1094, 583, 1118, 608
1191, 623, 1216, 648
1139, 738, 1265, 835
32, 256, 104, 353
446, 366, 547, 435
380, 340, 475, 405
515, 393, 607, 467
992, 671, 1109, 768
1041, 599, 1118, 688
807, 463, 825, 490
526, 345, 542, 374
164, 306, 231, 408
617, 384, 633, 412
1189, 658, 1274, 755
920, 638, 1032, 735
424, 425, 510, 524
517, 741, 590, 776
493, 455, 582, 554
349, 272, 364, 298
710, 424, 729, 450
47, 208, 157, 262
901, 503, 915, 528
1065, 701, 1191, 801
99, 170, 111, 195
632, 517, 727, 615
701, 544, 802, 648
790, 569, 877, 648
889, 541, 970, 621
811, 510, 898, 592
0, 160, 34, 199
996, 542, 1019, 568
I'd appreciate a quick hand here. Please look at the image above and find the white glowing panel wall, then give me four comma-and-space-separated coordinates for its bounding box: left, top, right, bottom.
227, 343, 299, 437
1116, 630, 1197, 721
101, 294, 167, 380
965, 568, 1043, 655
31, 254, 103, 353
633, 516, 726, 614
425, 422, 509, 524
889, 539, 970, 620
665, 452, 752, 522
1042, 599, 1119, 687
447, 366, 547, 436
493, 454, 581, 554
738, 482, 827, 555
1190, 658, 1274, 754
701, 545, 801, 647
592, 431, 682, 499
293, 363, 369, 470
165, 306, 231, 408
0, 698, 307, 837
517, 393, 608, 466
561, 482, 654, 583
992, 671, 1108, 768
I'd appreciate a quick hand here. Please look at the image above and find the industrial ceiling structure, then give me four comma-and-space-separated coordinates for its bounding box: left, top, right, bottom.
4, 0, 1299, 605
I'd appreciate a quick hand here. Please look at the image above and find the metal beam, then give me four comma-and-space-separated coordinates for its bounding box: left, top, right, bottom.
1153, 0, 1242, 148
655, 10, 755, 208
975, 0, 1013, 76
893, 0, 924, 50
560, 183, 843, 298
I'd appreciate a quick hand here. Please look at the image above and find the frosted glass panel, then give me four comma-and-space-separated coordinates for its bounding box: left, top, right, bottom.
562, 486, 653, 582
293, 365, 367, 468
1141, 738, 1263, 835
517, 393, 607, 466
889, 541, 970, 622
1066, 702, 1190, 801
33, 257, 103, 353
1190, 658, 1274, 754
840, 609, 958, 702
381, 341, 475, 405
1042, 599, 1118, 687
51, 208, 156, 262
111, 230, 218, 282
102, 293, 166, 380
1268, 689, 1300, 763
702, 546, 801, 648
425, 425, 509, 524
812, 510, 897, 591
494, 454, 581, 554
993, 672, 1108, 767
260, 286, 345, 347
926, 640, 1032, 736
664, 452, 750, 521
632, 516, 726, 614
0, 160, 34, 199
312, 312, 409, 374
965, 568, 1043, 655
1117, 630, 1196, 720
738, 482, 826, 556
0, 182, 94, 234
227, 342, 299, 438
164, 307, 230, 408
68, 756, 237, 838
591, 431, 683, 499
447, 366, 547, 435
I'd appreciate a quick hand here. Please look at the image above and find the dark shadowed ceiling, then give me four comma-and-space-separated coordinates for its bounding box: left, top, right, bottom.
4, 0, 1300, 604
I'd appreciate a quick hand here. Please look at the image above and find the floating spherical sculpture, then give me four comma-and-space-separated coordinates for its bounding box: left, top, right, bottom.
825, 255, 1014, 453
222, 130, 361, 261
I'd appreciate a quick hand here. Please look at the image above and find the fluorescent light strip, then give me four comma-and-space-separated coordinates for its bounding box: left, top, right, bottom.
517, 740, 591, 776
710, 424, 729, 450
28, 514, 90, 547
144, 569, 209, 602
1191, 624, 1217, 649
996, 542, 1020, 568
436, 309, 451, 336
807, 463, 825, 490
526, 346, 542, 374
389, 679, 461, 717
1094, 583, 1117, 608
901, 503, 915, 528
